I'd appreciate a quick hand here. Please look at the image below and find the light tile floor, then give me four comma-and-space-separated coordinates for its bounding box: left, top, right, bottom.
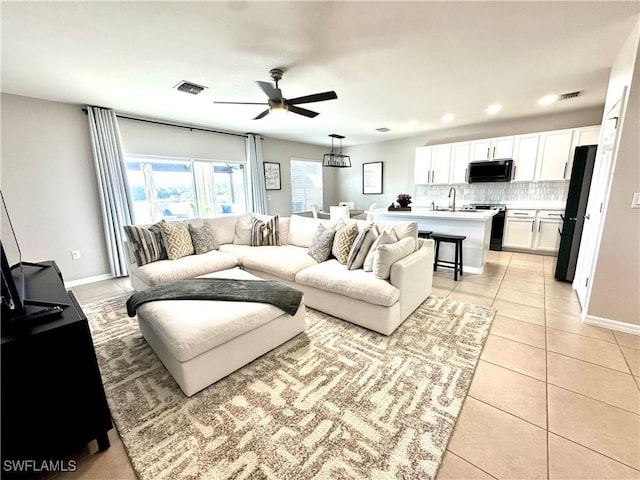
57, 251, 639, 480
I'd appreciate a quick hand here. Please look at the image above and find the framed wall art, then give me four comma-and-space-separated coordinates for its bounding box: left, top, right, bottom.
264, 162, 281, 190
362, 161, 383, 194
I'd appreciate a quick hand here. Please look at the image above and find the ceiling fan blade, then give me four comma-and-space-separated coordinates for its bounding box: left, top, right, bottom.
253, 109, 270, 120
213, 101, 268, 105
256, 81, 283, 101
287, 91, 338, 105
288, 105, 319, 118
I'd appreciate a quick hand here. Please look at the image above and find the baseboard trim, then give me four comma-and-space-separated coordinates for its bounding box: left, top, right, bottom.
65, 273, 114, 288
584, 314, 640, 335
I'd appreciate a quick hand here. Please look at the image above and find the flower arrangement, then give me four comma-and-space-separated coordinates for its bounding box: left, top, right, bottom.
396, 193, 412, 207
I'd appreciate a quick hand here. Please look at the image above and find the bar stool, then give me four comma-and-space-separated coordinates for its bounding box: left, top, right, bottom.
418, 230, 433, 239
431, 233, 466, 281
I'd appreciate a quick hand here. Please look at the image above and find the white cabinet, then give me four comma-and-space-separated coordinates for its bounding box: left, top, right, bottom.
536, 129, 574, 181
414, 146, 431, 184
573, 125, 601, 147
414, 145, 451, 185
450, 142, 470, 184
503, 210, 536, 249
504, 209, 563, 253
512, 134, 539, 182
470, 136, 514, 161
534, 210, 563, 252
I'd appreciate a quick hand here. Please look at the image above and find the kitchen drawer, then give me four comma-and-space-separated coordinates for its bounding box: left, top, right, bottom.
537, 210, 564, 219
507, 209, 535, 218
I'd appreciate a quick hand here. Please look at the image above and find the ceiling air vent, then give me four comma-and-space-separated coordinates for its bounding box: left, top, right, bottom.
559, 90, 582, 101
174, 81, 207, 95
376, 127, 390, 132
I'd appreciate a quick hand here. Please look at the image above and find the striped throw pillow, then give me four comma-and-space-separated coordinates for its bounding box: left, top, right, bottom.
123, 221, 167, 266
250, 215, 281, 246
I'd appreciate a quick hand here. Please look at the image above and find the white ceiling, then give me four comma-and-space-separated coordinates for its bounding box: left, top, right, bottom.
2, 2, 638, 147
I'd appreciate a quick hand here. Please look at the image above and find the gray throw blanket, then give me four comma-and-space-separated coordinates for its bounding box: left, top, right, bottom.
126, 278, 303, 317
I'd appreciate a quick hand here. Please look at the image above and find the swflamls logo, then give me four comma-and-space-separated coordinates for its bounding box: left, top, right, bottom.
3, 459, 77, 472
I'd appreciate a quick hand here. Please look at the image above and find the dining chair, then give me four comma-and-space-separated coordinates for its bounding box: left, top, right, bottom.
330, 205, 350, 220
310, 204, 320, 219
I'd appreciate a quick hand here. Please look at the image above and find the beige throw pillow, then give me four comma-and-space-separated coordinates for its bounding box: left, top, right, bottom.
374, 237, 416, 279
363, 229, 398, 272
332, 223, 359, 264
233, 213, 253, 245
158, 221, 195, 260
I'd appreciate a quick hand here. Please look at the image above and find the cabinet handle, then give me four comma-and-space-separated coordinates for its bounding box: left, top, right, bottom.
513, 165, 516, 180
538, 221, 541, 232
531, 220, 534, 232
493, 146, 496, 158
486, 147, 490, 159
465, 167, 468, 182
513, 212, 528, 216
563, 162, 568, 179
548, 213, 562, 217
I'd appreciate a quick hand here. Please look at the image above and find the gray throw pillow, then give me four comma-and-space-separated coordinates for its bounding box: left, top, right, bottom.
347, 226, 378, 270
308, 225, 336, 263
188, 223, 219, 254
123, 220, 167, 266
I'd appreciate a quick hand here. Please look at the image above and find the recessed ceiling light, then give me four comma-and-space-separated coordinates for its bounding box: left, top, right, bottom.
538, 94, 558, 106
441, 113, 454, 123
407, 120, 418, 129
486, 104, 502, 115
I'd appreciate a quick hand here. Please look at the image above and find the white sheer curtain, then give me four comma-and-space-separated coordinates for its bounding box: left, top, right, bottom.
87, 106, 133, 277
246, 133, 268, 214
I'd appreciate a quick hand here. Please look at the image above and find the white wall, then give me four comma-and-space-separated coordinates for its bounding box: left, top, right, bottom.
588, 23, 640, 327
333, 107, 604, 210
1, 93, 110, 281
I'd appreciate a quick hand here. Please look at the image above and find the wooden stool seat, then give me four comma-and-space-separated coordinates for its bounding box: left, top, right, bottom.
431, 233, 466, 281
418, 230, 433, 239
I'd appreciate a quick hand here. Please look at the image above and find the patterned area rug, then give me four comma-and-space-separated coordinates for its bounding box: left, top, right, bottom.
85, 295, 495, 480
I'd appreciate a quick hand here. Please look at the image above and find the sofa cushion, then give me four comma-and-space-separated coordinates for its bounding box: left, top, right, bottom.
233, 213, 253, 245
295, 260, 400, 307
123, 221, 167, 266
288, 215, 322, 248
363, 229, 398, 272
133, 249, 238, 287
375, 221, 418, 248
188, 223, 219, 254
374, 237, 416, 280
332, 222, 358, 264
241, 245, 318, 282
308, 225, 336, 262
158, 221, 195, 260
204, 215, 239, 245
347, 226, 377, 270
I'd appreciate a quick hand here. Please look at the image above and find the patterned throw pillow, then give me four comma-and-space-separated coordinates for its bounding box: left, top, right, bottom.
123, 220, 167, 266
332, 223, 359, 264
188, 223, 219, 255
158, 222, 195, 260
308, 225, 336, 262
250, 215, 281, 246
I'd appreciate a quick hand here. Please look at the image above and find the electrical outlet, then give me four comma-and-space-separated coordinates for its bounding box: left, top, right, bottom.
632, 192, 640, 209
71, 250, 81, 260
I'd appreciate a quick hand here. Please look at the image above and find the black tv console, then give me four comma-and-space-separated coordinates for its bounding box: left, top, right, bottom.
1, 261, 112, 474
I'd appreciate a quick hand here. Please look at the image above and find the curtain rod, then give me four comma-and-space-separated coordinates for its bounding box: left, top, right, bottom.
82, 108, 260, 139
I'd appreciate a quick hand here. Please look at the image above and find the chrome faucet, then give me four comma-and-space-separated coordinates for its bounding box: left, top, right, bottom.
448, 187, 457, 212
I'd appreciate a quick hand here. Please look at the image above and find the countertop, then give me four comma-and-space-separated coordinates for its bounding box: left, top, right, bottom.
367, 207, 499, 221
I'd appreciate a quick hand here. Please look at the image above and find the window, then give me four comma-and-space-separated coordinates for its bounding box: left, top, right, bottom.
125, 155, 247, 223
290, 159, 323, 213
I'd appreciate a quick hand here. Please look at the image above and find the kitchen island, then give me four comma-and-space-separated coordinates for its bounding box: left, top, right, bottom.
367, 207, 499, 274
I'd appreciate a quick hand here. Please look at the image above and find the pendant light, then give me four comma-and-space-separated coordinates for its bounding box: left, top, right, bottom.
322, 134, 351, 168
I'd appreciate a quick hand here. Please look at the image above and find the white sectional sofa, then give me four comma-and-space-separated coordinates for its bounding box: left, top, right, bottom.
127, 213, 434, 335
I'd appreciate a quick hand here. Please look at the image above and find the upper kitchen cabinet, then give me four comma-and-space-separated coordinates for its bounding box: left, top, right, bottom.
470, 136, 515, 161
414, 145, 451, 185
572, 125, 601, 147
536, 129, 574, 181
450, 142, 471, 184
512, 134, 539, 182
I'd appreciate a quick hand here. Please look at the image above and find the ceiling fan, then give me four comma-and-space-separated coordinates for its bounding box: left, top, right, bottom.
214, 68, 338, 120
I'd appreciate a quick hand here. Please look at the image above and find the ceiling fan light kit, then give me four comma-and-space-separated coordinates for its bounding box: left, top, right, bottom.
323, 134, 351, 168
214, 68, 337, 120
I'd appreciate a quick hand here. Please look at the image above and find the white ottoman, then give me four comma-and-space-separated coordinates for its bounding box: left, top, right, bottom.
135, 268, 306, 396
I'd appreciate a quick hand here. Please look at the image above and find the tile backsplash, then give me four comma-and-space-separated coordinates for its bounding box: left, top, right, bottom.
415, 181, 569, 205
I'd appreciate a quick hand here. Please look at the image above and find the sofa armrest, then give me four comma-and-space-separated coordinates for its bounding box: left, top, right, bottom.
389, 238, 434, 320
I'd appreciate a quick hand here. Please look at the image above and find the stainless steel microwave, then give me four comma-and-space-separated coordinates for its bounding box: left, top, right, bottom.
467, 159, 513, 183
